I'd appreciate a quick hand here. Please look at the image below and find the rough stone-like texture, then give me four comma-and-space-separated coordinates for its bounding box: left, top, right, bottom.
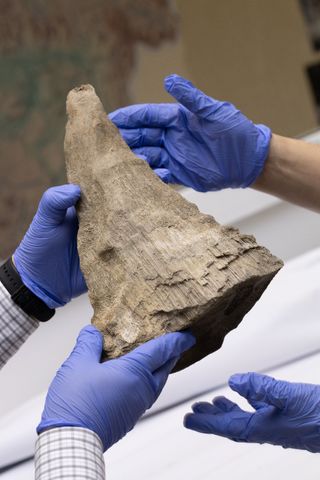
65, 84, 283, 371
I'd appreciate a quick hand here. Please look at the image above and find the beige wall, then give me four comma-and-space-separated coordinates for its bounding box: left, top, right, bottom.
134, 0, 320, 137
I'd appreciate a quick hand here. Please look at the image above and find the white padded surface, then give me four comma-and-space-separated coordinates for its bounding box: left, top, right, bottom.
1, 247, 320, 477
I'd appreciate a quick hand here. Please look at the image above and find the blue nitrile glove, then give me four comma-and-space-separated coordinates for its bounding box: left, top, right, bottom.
109, 74, 271, 192
14, 185, 86, 309
37, 325, 195, 452
184, 372, 320, 453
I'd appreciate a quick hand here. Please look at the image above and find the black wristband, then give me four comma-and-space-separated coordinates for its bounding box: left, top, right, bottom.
0, 258, 55, 322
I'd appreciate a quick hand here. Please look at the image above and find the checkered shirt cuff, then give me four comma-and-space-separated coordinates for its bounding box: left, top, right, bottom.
35, 427, 105, 480
0, 281, 38, 369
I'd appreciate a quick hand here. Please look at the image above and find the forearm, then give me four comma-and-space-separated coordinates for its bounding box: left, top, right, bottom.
0, 281, 38, 369
253, 134, 320, 212
35, 427, 105, 480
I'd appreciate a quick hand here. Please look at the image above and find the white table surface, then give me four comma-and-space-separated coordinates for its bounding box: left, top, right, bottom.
1, 246, 320, 455
105, 352, 320, 480
2, 246, 320, 478
2, 351, 320, 480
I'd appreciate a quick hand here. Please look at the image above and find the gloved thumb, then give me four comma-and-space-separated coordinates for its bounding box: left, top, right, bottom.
154, 168, 173, 184
229, 372, 287, 410
164, 74, 218, 120
37, 184, 81, 227
122, 331, 195, 373
69, 325, 103, 363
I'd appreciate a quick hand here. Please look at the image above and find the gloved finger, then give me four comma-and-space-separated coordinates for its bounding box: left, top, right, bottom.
64, 206, 80, 236
152, 356, 179, 394
184, 409, 253, 440
69, 325, 103, 363
65, 205, 78, 222
133, 147, 169, 169
165, 74, 219, 121
118, 127, 163, 148
109, 104, 178, 128
191, 401, 222, 415
212, 396, 245, 413
229, 372, 287, 410
184, 413, 216, 434
242, 396, 269, 411
134, 153, 148, 162
37, 185, 81, 227
153, 168, 174, 184
122, 331, 195, 373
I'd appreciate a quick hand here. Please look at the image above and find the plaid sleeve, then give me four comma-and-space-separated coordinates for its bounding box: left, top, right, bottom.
0, 281, 38, 369
35, 427, 106, 480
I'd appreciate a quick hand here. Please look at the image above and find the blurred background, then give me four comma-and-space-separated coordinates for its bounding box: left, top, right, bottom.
2, 0, 320, 257
1, 1, 320, 479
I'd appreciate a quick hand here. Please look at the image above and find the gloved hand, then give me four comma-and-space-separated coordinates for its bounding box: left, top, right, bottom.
38, 325, 195, 451
184, 372, 320, 453
109, 74, 271, 192
14, 185, 86, 309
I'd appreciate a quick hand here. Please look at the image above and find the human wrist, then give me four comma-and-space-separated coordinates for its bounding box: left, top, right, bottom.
13, 251, 66, 309
37, 420, 82, 435
252, 134, 297, 196
241, 124, 272, 188
37, 426, 103, 446
255, 134, 286, 183
37, 415, 107, 450
0, 257, 55, 321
